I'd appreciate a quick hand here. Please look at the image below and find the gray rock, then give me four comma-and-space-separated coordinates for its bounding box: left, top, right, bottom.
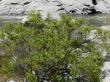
0, 0, 109, 17
86, 30, 96, 41
100, 25, 110, 31
104, 52, 110, 61
102, 62, 110, 82
70, 30, 82, 40
0, 4, 25, 15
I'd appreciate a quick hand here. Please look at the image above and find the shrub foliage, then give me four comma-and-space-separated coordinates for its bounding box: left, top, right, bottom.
0, 12, 110, 82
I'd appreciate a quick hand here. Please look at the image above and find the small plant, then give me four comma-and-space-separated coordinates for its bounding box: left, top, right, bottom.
0, 12, 109, 82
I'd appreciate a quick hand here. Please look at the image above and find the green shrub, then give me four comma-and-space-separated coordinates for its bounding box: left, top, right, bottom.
0, 12, 109, 82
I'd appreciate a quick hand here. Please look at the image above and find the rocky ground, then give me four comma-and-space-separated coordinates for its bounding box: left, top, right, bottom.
0, 0, 110, 17
0, 0, 110, 22
0, 0, 110, 82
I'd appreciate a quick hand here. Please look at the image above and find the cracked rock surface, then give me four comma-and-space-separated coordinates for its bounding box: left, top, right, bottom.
0, 0, 110, 17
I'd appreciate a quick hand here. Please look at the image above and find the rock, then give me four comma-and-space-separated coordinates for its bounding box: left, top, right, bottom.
102, 62, 110, 82
103, 77, 110, 82
0, 4, 25, 15
0, 0, 109, 17
106, 52, 110, 57
100, 25, 110, 31
70, 30, 82, 40
21, 15, 28, 23
86, 30, 96, 41
95, 0, 110, 14
104, 52, 110, 61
